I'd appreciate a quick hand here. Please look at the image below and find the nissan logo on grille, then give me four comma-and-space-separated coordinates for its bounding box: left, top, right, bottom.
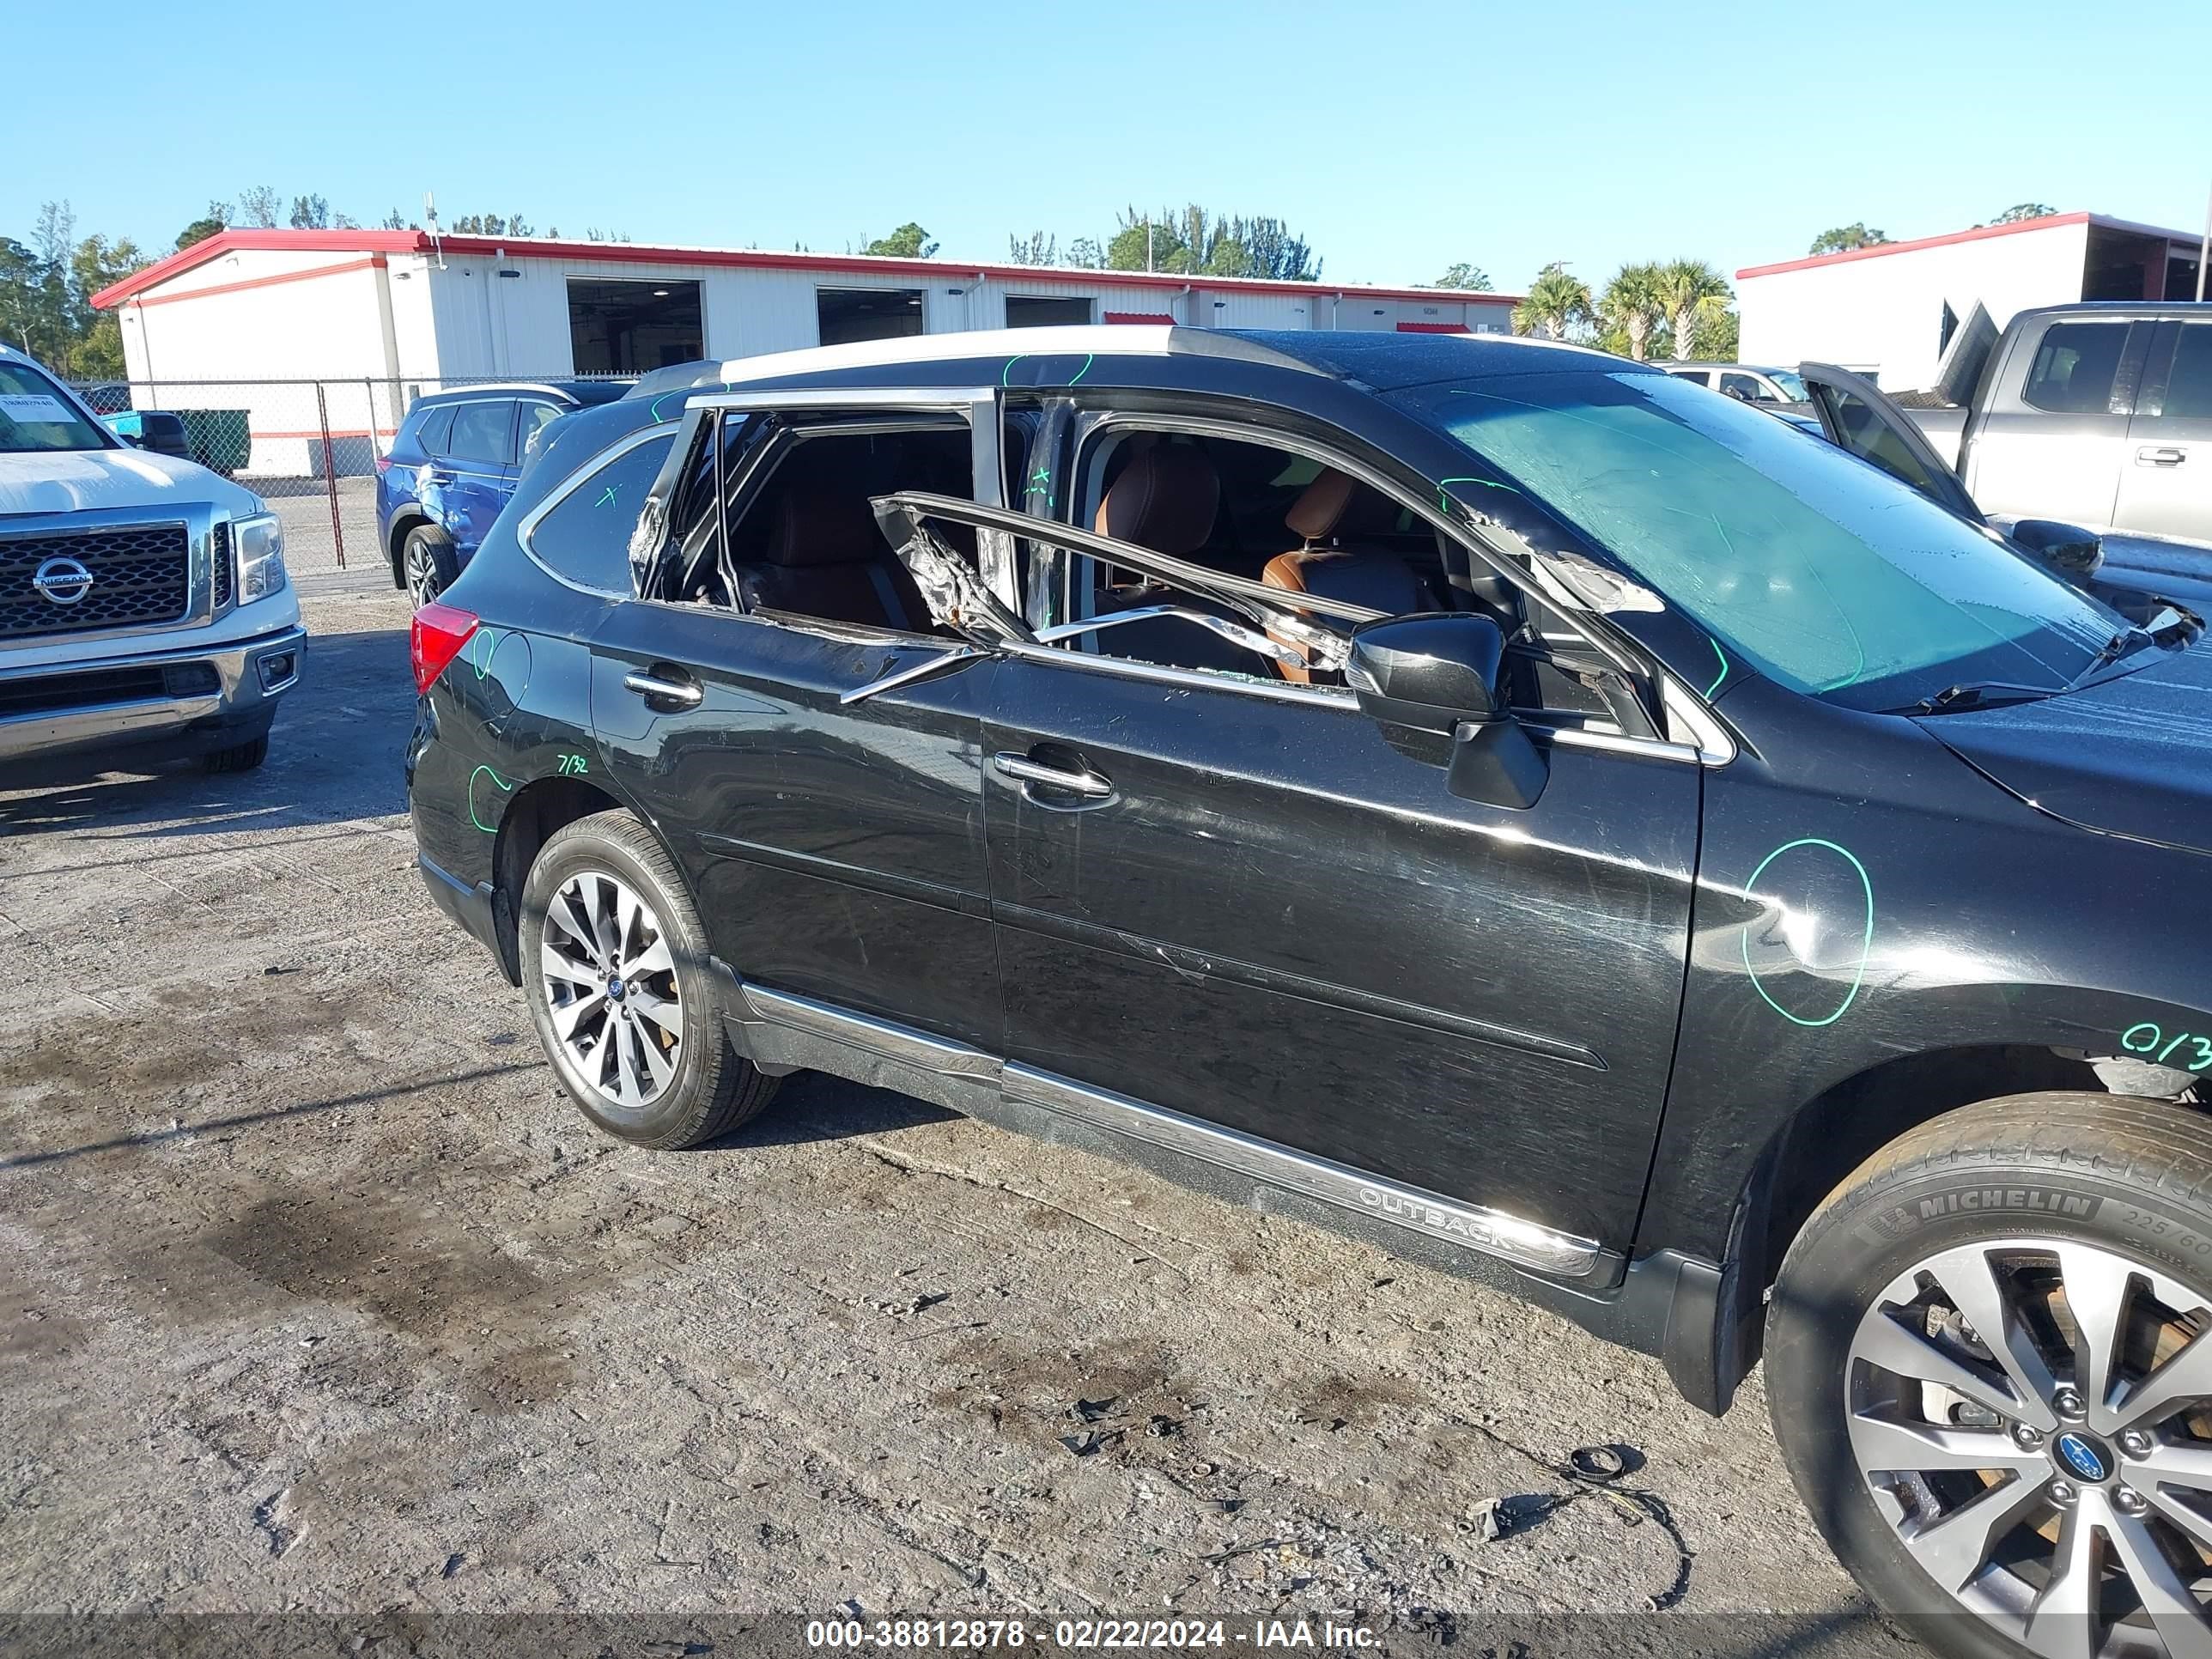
31, 556, 95, 606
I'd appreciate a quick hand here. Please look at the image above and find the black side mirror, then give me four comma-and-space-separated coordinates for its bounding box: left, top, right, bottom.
1346, 613, 1547, 809
2008, 518, 2105, 587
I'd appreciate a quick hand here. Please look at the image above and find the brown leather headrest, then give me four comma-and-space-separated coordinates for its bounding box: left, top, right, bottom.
1093, 444, 1219, 555
763, 476, 885, 568
1285, 468, 1400, 542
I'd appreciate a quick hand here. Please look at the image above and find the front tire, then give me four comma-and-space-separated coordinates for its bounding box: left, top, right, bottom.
402, 524, 459, 608
519, 810, 777, 1149
201, 733, 269, 773
1770, 1093, 2212, 1659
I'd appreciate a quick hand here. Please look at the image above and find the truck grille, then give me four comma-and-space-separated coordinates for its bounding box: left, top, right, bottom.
0, 522, 192, 641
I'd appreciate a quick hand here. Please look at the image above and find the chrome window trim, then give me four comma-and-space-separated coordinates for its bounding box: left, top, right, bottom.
886, 492, 1733, 759
1001, 637, 1356, 708
515, 421, 682, 599
1541, 725, 1702, 765
684, 386, 1000, 416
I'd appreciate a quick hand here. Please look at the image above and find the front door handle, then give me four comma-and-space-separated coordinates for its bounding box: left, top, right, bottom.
2137, 446, 2188, 466
991, 750, 1112, 798
623, 669, 703, 708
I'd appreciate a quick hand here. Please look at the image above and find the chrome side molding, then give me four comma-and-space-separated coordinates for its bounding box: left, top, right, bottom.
732, 980, 1605, 1282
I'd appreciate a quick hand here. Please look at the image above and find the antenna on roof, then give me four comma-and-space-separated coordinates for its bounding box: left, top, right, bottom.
423, 191, 446, 270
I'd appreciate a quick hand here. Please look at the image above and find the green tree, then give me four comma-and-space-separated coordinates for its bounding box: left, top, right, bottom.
1653, 259, 1730, 362
380, 207, 413, 230
450, 213, 535, 237
1988, 203, 2057, 225
1597, 262, 1667, 361
1691, 301, 1740, 361
289, 194, 331, 229
66, 234, 148, 377
1103, 206, 1318, 281
1425, 262, 1492, 291
1007, 230, 1059, 266
1511, 262, 1591, 340
0, 206, 148, 374
1065, 235, 1103, 270
236, 185, 281, 228
1808, 222, 1888, 255
176, 198, 231, 251
860, 222, 938, 258
1107, 208, 1188, 273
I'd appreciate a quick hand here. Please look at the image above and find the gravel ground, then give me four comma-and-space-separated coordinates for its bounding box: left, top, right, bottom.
0, 588, 1924, 1658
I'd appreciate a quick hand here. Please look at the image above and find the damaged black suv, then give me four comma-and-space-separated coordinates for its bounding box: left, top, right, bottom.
410, 325, 2212, 1659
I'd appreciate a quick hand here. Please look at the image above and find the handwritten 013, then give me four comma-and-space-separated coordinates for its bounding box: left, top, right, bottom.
2121, 1022, 2212, 1073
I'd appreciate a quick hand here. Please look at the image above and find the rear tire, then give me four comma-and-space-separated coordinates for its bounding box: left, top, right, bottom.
402, 524, 459, 608
519, 810, 777, 1149
1769, 1092, 2212, 1659
201, 734, 269, 773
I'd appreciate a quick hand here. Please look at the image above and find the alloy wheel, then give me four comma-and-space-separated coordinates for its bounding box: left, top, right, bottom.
405, 542, 441, 607
1846, 1237, 2212, 1656
538, 869, 684, 1110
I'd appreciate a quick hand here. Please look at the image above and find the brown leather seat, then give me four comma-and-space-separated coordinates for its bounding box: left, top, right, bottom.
1087, 444, 1260, 675
732, 473, 926, 632
1262, 470, 1434, 681
1093, 441, 1220, 550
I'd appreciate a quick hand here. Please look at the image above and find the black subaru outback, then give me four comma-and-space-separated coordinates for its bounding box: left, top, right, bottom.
409, 325, 2212, 1659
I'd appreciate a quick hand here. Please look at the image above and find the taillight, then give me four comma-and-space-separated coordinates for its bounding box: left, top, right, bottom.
410, 600, 478, 695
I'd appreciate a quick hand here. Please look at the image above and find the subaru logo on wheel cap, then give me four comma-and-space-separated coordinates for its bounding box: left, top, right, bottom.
2057, 1432, 2110, 1482
31, 556, 95, 605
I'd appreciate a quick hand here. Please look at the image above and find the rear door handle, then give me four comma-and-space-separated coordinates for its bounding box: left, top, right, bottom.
2137, 446, 2188, 466
991, 750, 1112, 798
623, 669, 703, 708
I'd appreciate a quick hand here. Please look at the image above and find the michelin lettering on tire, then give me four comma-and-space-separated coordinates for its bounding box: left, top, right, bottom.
1738, 838, 1875, 1029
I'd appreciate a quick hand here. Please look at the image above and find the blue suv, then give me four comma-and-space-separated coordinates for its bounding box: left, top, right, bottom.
378, 380, 629, 604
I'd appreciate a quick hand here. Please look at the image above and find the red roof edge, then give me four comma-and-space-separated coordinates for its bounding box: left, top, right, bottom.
1735, 213, 2101, 281
94, 228, 425, 308
96, 228, 1527, 311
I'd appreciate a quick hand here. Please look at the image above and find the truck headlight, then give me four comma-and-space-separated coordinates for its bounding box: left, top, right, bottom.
234, 513, 289, 604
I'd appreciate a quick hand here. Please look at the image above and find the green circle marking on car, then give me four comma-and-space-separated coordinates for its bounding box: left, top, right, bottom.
1000, 354, 1093, 389
1738, 838, 1875, 1028
467, 765, 515, 835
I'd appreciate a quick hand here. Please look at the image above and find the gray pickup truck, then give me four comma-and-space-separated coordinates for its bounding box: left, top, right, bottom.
1, 343, 306, 773
1902, 301, 2211, 547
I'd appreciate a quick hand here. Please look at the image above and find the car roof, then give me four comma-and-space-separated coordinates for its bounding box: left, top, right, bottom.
705, 325, 1640, 394
412, 380, 632, 409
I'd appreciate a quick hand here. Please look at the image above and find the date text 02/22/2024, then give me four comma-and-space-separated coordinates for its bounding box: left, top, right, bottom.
803, 1618, 1381, 1650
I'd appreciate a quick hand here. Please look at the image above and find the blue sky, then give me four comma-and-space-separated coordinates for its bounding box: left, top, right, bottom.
11, 0, 2209, 294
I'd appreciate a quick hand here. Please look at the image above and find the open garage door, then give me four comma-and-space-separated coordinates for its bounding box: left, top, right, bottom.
568, 277, 703, 373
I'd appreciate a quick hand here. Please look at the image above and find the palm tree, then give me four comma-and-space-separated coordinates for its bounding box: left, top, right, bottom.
1512, 263, 1591, 340
1655, 260, 1731, 362
1597, 263, 1667, 362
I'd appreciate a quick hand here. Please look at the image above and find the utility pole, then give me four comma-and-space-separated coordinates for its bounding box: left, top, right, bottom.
1146, 216, 1154, 274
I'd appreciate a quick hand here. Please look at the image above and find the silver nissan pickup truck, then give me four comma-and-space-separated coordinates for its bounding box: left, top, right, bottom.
1, 343, 305, 774
1904, 301, 2212, 547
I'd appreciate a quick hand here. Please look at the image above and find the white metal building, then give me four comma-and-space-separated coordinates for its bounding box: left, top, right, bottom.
91, 230, 1517, 477
1736, 210, 2204, 392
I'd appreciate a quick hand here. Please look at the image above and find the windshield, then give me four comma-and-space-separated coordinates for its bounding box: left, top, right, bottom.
0, 362, 106, 453
1765, 369, 1809, 401
1392, 368, 2126, 712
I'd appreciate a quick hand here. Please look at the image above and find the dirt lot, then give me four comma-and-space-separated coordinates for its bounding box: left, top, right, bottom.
0, 586, 1922, 1657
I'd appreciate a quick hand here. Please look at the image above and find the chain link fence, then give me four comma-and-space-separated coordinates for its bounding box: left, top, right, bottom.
64, 374, 625, 578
